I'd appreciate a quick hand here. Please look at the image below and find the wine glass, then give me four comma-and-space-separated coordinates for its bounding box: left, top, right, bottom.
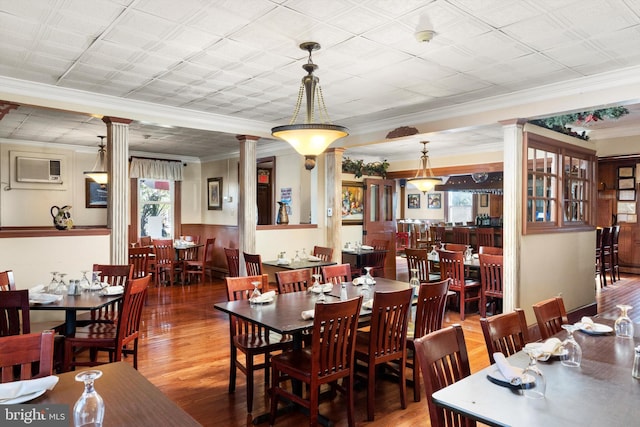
56, 273, 68, 295
79, 271, 90, 291
615, 304, 634, 338
560, 324, 582, 367
409, 268, 420, 298
91, 271, 102, 292
48, 272, 59, 293
74, 370, 105, 427
521, 346, 546, 399
294, 250, 301, 263
363, 267, 374, 289
249, 281, 261, 306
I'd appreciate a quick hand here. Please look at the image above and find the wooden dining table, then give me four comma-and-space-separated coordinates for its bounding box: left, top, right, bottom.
432, 318, 640, 426
33, 362, 201, 426
341, 247, 388, 272
29, 291, 122, 336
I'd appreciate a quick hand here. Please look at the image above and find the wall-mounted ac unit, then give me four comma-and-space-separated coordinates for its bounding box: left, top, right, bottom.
16, 156, 63, 183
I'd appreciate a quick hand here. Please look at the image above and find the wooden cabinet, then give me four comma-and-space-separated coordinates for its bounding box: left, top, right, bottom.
489, 194, 503, 217
597, 190, 615, 227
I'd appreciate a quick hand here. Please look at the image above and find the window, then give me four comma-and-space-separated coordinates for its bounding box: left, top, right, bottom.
447, 191, 474, 224
524, 132, 596, 234
138, 179, 174, 238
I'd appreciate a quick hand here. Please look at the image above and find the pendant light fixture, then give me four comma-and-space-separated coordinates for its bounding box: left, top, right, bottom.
407, 141, 442, 194
84, 135, 108, 185
271, 42, 348, 170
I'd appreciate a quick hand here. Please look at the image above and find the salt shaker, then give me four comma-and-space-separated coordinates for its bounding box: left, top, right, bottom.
632, 345, 640, 379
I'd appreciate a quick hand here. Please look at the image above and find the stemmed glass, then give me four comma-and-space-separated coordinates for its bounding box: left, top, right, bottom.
73, 370, 105, 427
79, 271, 90, 292
48, 272, 59, 293
56, 273, 68, 295
363, 267, 374, 290
91, 271, 102, 292
311, 274, 326, 303
615, 304, 634, 338
249, 281, 262, 306
560, 324, 582, 367
521, 346, 546, 399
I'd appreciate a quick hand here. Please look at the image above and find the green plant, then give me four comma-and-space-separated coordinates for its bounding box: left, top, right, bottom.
342, 157, 389, 178
530, 107, 629, 140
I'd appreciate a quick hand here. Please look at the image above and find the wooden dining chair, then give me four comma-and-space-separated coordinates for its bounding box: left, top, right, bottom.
137, 236, 152, 247
532, 296, 568, 340
269, 296, 363, 427
430, 226, 445, 246
407, 279, 450, 402
438, 250, 480, 321
599, 226, 614, 287
0, 289, 30, 337
153, 239, 178, 286
225, 274, 292, 413
321, 263, 352, 285
452, 227, 471, 246
611, 225, 620, 281
0, 330, 55, 382
243, 252, 263, 276
224, 248, 240, 278
479, 246, 503, 255
85, 264, 133, 325
480, 308, 530, 364
275, 268, 312, 293
368, 239, 390, 277
354, 288, 412, 421
312, 246, 333, 262
129, 247, 152, 279
413, 325, 476, 427
64, 275, 151, 372
405, 248, 431, 283
183, 238, 216, 284
0, 270, 16, 291
476, 227, 495, 249
479, 253, 504, 317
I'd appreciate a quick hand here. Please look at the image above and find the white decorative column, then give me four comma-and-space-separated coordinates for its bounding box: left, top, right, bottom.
501, 118, 526, 313
102, 116, 131, 265
325, 148, 345, 262
237, 135, 259, 275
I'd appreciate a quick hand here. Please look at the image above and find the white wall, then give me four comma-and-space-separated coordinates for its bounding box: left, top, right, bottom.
201, 158, 238, 226
180, 160, 202, 224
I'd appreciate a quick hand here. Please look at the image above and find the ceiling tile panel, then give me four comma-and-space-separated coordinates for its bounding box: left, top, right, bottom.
134, 0, 206, 22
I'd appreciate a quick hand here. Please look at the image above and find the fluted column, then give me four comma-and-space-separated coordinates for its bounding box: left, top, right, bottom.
237, 135, 259, 275
102, 116, 132, 265
325, 148, 345, 262
501, 118, 526, 313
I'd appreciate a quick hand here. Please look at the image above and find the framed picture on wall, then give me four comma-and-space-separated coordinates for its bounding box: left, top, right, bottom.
85, 178, 107, 208
408, 193, 420, 209
427, 192, 441, 209
207, 177, 223, 210
480, 194, 489, 207
342, 181, 364, 225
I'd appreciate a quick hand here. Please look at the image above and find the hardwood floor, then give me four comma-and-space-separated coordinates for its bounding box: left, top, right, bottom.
105, 271, 640, 427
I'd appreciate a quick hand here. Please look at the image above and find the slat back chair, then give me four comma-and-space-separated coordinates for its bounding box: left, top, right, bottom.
0, 331, 55, 382
368, 239, 390, 277
479, 246, 503, 255
478, 253, 504, 317
599, 226, 614, 286
480, 309, 530, 364
312, 245, 334, 275
596, 228, 604, 287
275, 268, 312, 293
224, 248, 240, 278
430, 226, 446, 246
152, 239, 178, 286
243, 252, 264, 276
128, 247, 151, 279
405, 248, 430, 283
611, 225, 620, 281
532, 296, 568, 340
413, 325, 476, 427
407, 279, 450, 402
269, 296, 363, 427
321, 264, 352, 285
183, 238, 216, 284
476, 227, 495, 249
0, 289, 30, 336
437, 250, 480, 321
354, 288, 413, 421
225, 274, 292, 413
64, 275, 151, 371
90, 264, 133, 324
0, 270, 16, 291
452, 227, 471, 245
137, 236, 152, 247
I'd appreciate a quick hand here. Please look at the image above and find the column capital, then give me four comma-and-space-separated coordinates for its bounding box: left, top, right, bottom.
102, 116, 133, 125
236, 134, 260, 142
499, 118, 528, 127
326, 147, 346, 155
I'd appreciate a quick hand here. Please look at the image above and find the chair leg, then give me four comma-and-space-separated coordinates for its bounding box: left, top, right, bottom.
480, 291, 487, 318
345, 376, 355, 427
269, 365, 281, 425
228, 345, 236, 393
309, 383, 319, 427
413, 356, 421, 402
367, 362, 376, 421
398, 358, 407, 410
459, 290, 466, 321
246, 353, 254, 413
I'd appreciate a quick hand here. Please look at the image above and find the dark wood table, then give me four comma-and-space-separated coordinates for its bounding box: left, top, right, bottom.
262, 259, 337, 283
432, 319, 640, 426
341, 248, 387, 272
33, 362, 201, 426
30, 292, 122, 336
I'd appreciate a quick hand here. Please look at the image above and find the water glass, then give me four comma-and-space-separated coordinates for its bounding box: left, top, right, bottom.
615, 304, 634, 338
249, 281, 261, 306
560, 324, 582, 367
74, 370, 105, 427
521, 347, 546, 399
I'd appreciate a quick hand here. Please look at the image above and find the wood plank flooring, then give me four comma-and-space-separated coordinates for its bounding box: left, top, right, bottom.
101, 271, 640, 427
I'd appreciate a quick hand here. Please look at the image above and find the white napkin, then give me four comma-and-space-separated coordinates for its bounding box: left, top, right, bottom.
321, 284, 333, 292
361, 245, 374, 250
0, 376, 59, 402
353, 277, 375, 286
540, 337, 563, 354
363, 299, 374, 310
28, 294, 63, 304
493, 353, 522, 385
103, 285, 124, 295
307, 255, 321, 262
276, 258, 290, 265
29, 285, 45, 295
580, 316, 594, 330
301, 309, 315, 320
254, 290, 275, 303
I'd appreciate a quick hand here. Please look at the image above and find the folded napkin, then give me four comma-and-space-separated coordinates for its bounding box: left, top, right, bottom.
307, 255, 321, 262
321, 284, 332, 292
493, 353, 522, 385
29, 285, 46, 295
540, 337, 563, 354
353, 277, 375, 286
103, 285, 124, 295
276, 259, 290, 265
253, 290, 276, 303
361, 245, 374, 250
28, 294, 63, 304
0, 376, 58, 402
301, 309, 315, 320
363, 299, 374, 310
580, 316, 594, 330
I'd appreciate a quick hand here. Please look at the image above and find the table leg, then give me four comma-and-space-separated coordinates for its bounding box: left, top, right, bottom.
64, 310, 76, 336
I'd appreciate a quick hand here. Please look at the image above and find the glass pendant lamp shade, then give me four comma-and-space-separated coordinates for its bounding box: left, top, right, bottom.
271, 42, 348, 170
84, 136, 108, 185
407, 141, 442, 194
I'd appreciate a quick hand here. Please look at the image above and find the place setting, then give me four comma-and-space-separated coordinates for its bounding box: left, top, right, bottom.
0, 375, 59, 405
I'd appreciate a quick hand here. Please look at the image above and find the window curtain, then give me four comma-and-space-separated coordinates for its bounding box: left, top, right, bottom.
129, 157, 183, 181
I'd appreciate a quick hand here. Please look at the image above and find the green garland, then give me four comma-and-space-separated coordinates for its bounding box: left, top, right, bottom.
342, 157, 389, 178
530, 107, 629, 140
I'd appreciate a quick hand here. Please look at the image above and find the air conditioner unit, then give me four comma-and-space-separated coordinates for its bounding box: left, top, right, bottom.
16, 156, 63, 183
